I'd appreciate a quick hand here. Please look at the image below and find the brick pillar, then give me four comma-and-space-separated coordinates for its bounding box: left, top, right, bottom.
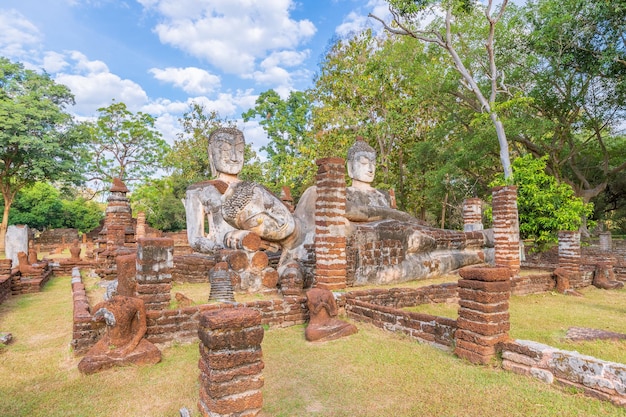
463, 198, 483, 232
558, 231, 581, 287
455, 266, 511, 365
198, 308, 264, 417
314, 157, 347, 290
491, 186, 520, 274
599, 231, 612, 252
116, 254, 137, 297
136, 238, 173, 311
136, 211, 146, 240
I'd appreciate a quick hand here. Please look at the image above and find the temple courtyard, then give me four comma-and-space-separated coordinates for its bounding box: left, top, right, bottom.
1, 273, 625, 417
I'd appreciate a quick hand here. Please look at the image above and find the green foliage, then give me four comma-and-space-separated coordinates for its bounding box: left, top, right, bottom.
242, 89, 315, 198
130, 177, 187, 232
167, 102, 234, 183
83, 101, 169, 186
491, 155, 594, 248
4, 182, 103, 233
0, 57, 86, 242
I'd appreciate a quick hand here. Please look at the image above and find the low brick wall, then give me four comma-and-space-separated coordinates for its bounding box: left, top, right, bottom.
11, 269, 53, 295
502, 340, 626, 407
70, 266, 307, 351
510, 271, 555, 295
145, 296, 307, 346
345, 283, 459, 308
172, 254, 215, 284
345, 298, 457, 349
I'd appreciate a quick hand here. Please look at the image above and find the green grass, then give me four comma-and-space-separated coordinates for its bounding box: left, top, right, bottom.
405, 286, 626, 363
1, 276, 625, 416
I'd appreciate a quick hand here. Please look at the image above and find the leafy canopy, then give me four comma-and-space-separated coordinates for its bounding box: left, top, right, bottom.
491, 155, 594, 249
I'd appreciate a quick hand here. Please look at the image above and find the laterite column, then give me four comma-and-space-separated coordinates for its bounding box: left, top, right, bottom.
136, 238, 174, 311
314, 157, 347, 290
558, 231, 582, 288
455, 266, 511, 365
491, 186, 520, 275
462, 198, 483, 232
198, 308, 264, 417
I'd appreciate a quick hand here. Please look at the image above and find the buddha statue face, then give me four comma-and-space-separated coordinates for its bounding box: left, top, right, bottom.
348, 151, 376, 184
223, 182, 296, 241
208, 128, 245, 177
347, 137, 377, 186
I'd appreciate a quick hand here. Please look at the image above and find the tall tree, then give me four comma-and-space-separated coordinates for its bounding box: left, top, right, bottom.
0, 57, 84, 250
84, 101, 169, 188
242, 89, 314, 197
371, 0, 515, 180
512, 0, 626, 208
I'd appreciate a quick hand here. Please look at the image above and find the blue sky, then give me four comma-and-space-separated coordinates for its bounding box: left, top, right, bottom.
0, 0, 393, 154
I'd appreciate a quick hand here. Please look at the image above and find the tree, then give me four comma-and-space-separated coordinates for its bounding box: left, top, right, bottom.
511, 0, 626, 209
0, 57, 85, 250
4, 182, 103, 233
491, 155, 593, 250
130, 177, 187, 232
371, 0, 515, 180
84, 101, 169, 188
242, 89, 315, 197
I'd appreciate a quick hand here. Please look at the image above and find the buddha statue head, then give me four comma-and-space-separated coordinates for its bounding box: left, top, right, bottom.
347, 137, 376, 189
208, 127, 245, 180
222, 181, 296, 242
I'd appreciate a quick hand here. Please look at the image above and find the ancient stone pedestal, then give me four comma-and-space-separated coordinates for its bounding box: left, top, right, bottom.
198, 308, 264, 417
314, 157, 347, 290
136, 238, 174, 311
491, 186, 520, 275
208, 262, 235, 303
463, 198, 483, 232
5, 225, 29, 269
305, 288, 357, 342
558, 231, 581, 288
455, 266, 511, 365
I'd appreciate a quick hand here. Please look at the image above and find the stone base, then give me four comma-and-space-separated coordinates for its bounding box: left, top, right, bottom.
78, 338, 161, 374
305, 319, 358, 342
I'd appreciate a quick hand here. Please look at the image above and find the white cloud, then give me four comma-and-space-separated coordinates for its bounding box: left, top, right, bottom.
139, 0, 316, 75
149, 66, 221, 95
0, 9, 42, 60
54, 51, 148, 116
336, 0, 391, 37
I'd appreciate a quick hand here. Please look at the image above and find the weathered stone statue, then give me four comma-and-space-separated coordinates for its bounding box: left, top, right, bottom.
78, 264, 161, 374
305, 288, 357, 342
345, 137, 422, 224
185, 127, 245, 252
341, 137, 493, 285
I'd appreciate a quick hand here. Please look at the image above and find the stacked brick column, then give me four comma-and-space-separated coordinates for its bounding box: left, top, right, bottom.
462, 198, 483, 232
455, 266, 511, 365
599, 231, 612, 252
136, 238, 174, 311
198, 308, 264, 417
136, 211, 146, 240
314, 157, 347, 290
558, 231, 582, 287
491, 186, 520, 274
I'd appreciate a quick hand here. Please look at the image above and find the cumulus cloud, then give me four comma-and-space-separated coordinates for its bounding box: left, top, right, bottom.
138, 0, 316, 75
149, 66, 221, 95
54, 51, 148, 116
0, 9, 42, 60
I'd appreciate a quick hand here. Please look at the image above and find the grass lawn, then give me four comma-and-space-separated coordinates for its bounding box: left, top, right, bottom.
0, 275, 625, 416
